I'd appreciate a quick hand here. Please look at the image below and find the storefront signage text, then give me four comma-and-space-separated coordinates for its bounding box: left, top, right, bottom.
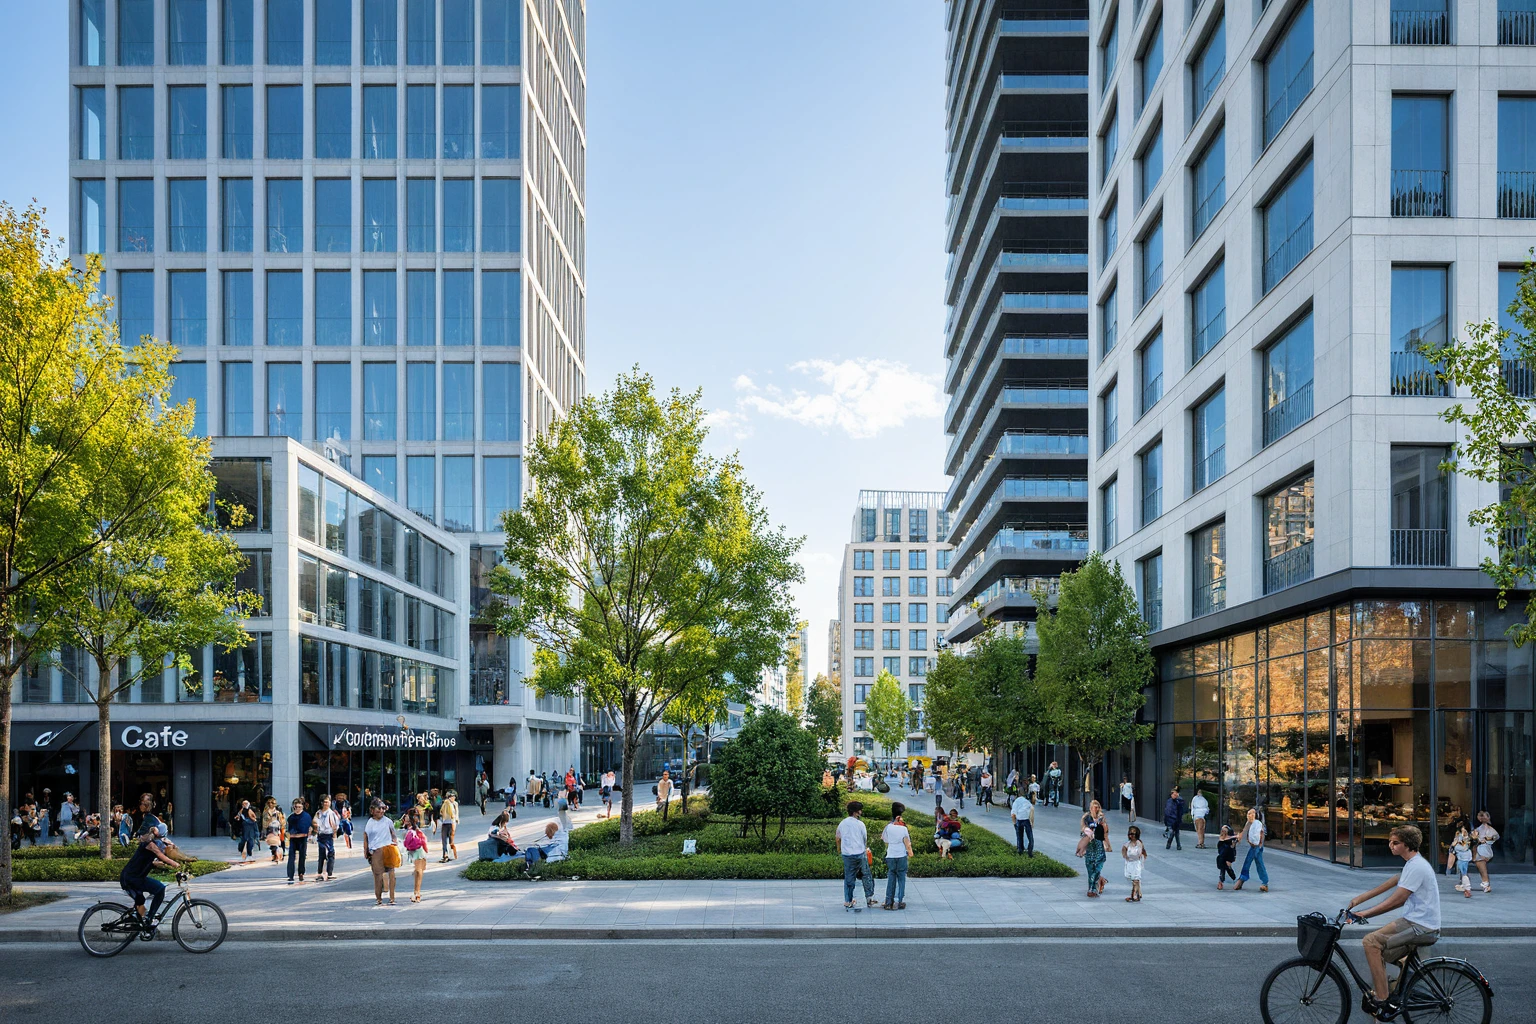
121, 725, 190, 749
328, 727, 459, 750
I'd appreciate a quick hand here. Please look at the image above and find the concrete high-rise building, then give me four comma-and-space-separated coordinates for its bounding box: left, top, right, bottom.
28, 0, 588, 828
826, 620, 841, 682
837, 491, 954, 760
942, 1, 1093, 649
1090, 0, 1536, 868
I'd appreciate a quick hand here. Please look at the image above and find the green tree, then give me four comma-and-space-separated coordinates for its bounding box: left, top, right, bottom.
863, 669, 911, 766
490, 370, 804, 844
1033, 552, 1154, 810
1426, 253, 1536, 644
805, 673, 842, 757
660, 676, 739, 818
708, 707, 821, 847
0, 206, 192, 900
922, 648, 976, 756
923, 625, 1042, 764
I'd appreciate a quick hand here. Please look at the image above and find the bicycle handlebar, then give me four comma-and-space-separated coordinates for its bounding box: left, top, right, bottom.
1334, 908, 1367, 926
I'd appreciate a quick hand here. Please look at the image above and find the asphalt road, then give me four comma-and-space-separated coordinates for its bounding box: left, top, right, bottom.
1, 938, 1532, 1022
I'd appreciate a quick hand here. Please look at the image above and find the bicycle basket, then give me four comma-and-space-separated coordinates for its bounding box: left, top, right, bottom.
1296, 913, 1339, 965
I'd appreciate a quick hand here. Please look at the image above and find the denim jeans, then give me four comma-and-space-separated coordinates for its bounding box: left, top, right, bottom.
842, 853, 873, 902
287, 836, 308, 880
884, 856, 908, 904
1239, 845, 1269, 884
441, 822, 455, 857
315, 834, 335, 876
1014, 819, 1034, 854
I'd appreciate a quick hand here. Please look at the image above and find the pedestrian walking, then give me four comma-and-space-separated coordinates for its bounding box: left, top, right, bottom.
475, 772, 489, 815
979, 769, 993, 810
58, 793, 78, 844
362, 799, 400, 906
835, 801, 875, 911
932, 773, 945, 812
1010, 789, 1035, 856
1077, 822, 1108, 897
335, 791, 354, 849
505, 775, 518, 810
1235, 807, 1269, 891
262, 799, 285, 862
402, 809, 429, 902
1471, 810, 1499, 893
1121, 825, 1147, 902
1047, 761, 1062, 807
285, 797, 312, 885
312, 795, 340, 880
415, 791, 433, 835
234, 801, 259, 863
1027, 774, 1040, 802
1120, 776, 1136, 822
1448, 815, 1474, 899
600, 769, 616, 817
1086, 798, 1107, 835
1191, 789, 1210, 848
439, 790, 460, 861
655, 770, 672, 811
1215, 825, 1238, 888
881, 802, 913, 911
1162, 787, 1185, 851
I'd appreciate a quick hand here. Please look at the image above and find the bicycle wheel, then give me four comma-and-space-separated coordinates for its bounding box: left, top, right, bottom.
1402, 961, 1492, 1024
172, 898, 227, 954
78, 902, 137, 958
1260, 957, 1350, 1024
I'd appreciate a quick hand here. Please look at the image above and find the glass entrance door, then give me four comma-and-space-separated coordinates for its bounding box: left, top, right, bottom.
1436, 710, 1475, 866
1484, 711, 1534, 867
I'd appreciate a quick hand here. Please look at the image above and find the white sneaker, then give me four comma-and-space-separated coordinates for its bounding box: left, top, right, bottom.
1454, 882, 1467, 891
1481, 882, 1491, 893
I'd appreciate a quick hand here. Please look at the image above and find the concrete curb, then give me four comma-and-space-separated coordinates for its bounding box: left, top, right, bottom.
7, 924, 1536, 943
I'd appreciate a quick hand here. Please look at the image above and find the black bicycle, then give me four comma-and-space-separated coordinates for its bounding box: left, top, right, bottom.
77, 871, 227, 957
1259, 910, 1492, 1023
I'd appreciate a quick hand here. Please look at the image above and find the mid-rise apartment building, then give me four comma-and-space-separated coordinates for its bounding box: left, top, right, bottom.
1090, 0, 1535, 869
24, 0, 589, 826
836, 491, 954, 759
942, 0, 1093, 648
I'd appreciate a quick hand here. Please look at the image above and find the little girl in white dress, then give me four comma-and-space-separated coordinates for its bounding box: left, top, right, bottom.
1122, 825, 1148, 902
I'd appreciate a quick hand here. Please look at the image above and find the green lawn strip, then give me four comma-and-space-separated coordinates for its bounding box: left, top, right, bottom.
465, 791, 1076, 882
0, 890, 68, 914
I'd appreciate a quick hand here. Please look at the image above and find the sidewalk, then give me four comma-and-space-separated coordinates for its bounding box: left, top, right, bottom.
4, 786, 1532, 942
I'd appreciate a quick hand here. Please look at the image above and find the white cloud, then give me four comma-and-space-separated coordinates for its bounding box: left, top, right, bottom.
702, 406, 754, 440
730, 358, 943, 439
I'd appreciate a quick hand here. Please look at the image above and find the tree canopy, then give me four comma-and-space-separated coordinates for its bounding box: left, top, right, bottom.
922, 624, 1041, 761
805, 673, 842, 756
863, 669, 910, 763
708, 707, 822, 847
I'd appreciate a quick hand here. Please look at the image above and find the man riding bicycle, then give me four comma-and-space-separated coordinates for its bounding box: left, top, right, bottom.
119, 821, 181, 936
1345, 825, 1441, 1019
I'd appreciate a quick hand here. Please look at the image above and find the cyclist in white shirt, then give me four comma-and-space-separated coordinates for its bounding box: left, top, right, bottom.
1346, 825, 1441, 1015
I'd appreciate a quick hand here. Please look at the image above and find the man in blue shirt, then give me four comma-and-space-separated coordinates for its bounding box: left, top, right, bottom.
286, 798, 314, 885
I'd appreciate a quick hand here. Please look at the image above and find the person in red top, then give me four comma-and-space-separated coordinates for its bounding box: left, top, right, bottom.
564, 769, 579, 810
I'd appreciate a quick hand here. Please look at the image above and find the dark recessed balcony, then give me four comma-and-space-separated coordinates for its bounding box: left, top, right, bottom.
1390, 528, 1449, 566
1391, 169, 1449, 217
1497, 169, 1536, 218
1391, 1, 1449, 44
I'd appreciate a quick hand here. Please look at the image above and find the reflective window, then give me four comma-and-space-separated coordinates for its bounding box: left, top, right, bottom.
169, 270, 207, 346
406, 85, 435, 158
1192, 127, 1225, 238
364, 454, 396, 497
1262, 159, 1314, 293
1191, 260, 1225, 363
266, 178, 302, 253
1101, 103, 1119, 184
484, 457, 519, 527
119, 0, 155, 64
315, 178, 351, 252
1139, 213, 1163, 306
1263, 313, 1314, 446
363, 363, 396, 441
1192, 387, 1226, 491
442, 86, 473, 158
443, 363, 473, 440
1141, 442, 1162, 524
81, 0, 106, 65
266, 270, 302, 346
78, 180, 106, 254
1390, 265, 1449, 396
406, 178, 434, 251
266, 0, 302, 64
266, 362, 302, 438
407, 269, 435, 344
117, 179, 153, 252
442, 0, 473, 64
315, 270, 352, 346
118, 271, 154, 343
1101, 381, 1118, 452
407, 455, 434, 520
1138, 14, 1163, 113
222, 270, 252, 345
482, 270, 519, 346
407, 0, 435, 63
442, 179, 473, 249
1391, 95, 1450, 217
363, 269, 396, 345
407, 362, 436, 440
1192, 520, 1226, 617
443, 456, 473, 531
1137, 119, 1163, 207
168, 0, 207, 64
79, 87, 105, 159
1263, 0, 1314, 146
481, 0, 518, 65
222, 362, 253, 434
315, 85, 352, 159
118, 86, 154, 160
315, 0, 351, 64
481, 85, 518, 158
314, 362, 351, 442
481, 180, 519, 252
1191, 16, 1225, 122
324, 478, 349, 553
222, 85, 253, 158
1101, 284, 1118, 358
222, 178, 252, 251
363, 179, 397, 252
362, 85, 397, 159
266, 85, 303, 159
222, 0, 253, 64
482, 363, 519, 440
363, 0, 397, 64
1138, 329, 1163, 416
443, 270, 473, 344
1102, 480, 1118, 548
168, 178, 206, 252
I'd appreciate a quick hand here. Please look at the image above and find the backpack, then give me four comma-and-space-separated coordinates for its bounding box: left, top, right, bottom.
403, 828, 425, 852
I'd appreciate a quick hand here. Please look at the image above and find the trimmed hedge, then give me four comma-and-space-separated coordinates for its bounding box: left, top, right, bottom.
10, 845, 229, 882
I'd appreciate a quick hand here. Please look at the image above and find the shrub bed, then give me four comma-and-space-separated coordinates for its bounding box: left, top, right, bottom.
464, 792, 1075, 882
10, 844, 228, 882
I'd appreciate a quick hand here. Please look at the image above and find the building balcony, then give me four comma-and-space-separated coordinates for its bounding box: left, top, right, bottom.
1391, 3, 1449, 44
944, 576, 1058, 644
1503, 357, 1536, 398
949, 477, 1090, 559
1391, 528, 1449, 567
955, 526, 1091, 586
947, 430, 1091, 513
1000, 121, 1091, 149
1263, 380, 1313, 447
1262, 53, 1313, 146
1391, 169, 1449, 217
1500, 4, 1536, 45
1193, 444, 1226, 491
1142, 592, 1162, 632
1192, 576, 1226, 618
945, 333, 1088, 420
1262, 215, 1313, 294
946, 247, 1088, 340
998, 10, 1091, 34
1192, 179, 1225, 240
1000, 72, 1090, 91
1497, 170, 1536, 219
1264, 540, 1314, 594
1390, 351, 1448, 397
998, 249, 1090, 270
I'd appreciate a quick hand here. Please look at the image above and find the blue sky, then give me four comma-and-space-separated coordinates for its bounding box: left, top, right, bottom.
0, 2, 951, 676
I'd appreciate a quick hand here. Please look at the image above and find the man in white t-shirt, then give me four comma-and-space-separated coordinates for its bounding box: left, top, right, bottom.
835, 801, 874, 910
1010, 792, 1035, 856
1347, 825, 1441, 1014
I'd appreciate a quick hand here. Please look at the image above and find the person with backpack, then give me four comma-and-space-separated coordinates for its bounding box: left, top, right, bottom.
401, 808, 430, 902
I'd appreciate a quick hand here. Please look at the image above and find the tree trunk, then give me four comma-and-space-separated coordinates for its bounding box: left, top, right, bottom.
0, 673, 13, 902
618, 725, 639, 846
677, 727, 689, 816
97, 693, 114, 860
